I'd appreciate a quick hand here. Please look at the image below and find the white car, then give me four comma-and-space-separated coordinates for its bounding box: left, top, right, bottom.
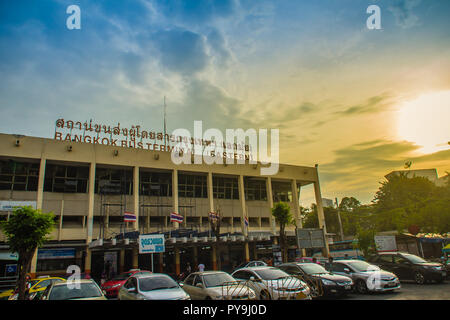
181, 271, 257, 300
232, 266, 311, 300
118, 273, 190, 300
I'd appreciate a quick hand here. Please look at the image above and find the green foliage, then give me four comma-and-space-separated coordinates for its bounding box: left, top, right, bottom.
355, 227, 376, 258
1, 206, 55, 253
339, 197, 361, 211
272, 202, 294, 226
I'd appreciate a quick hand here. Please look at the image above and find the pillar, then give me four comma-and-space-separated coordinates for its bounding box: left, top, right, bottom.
212, 246, 217, 270
238, 175, 250, 262
119, 249, 125, 273
132, 247, 139, 269
58, 200, 64, 241
266, 177, 277, 245
193, 246, 198, 268
313, 165, 330, 257
85, 162, 96, 274
291, 179, 306, 256
172, 169, 179, 229
159, 253, 163, 273
133, 166, 140, 231
207, 172, 214, 212
30, 157, 46, 277
175, 247, 180, 275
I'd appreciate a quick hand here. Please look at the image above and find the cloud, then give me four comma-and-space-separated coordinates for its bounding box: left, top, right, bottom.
388, 0, 422, 29
333, 94, 392, 116
206, 28, 233, 68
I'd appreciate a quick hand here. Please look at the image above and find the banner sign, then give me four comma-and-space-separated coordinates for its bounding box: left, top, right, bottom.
37, 248, 76, 260
139, 234, 165, 254
0, 201, 37, 211
0, 252, 19, 261
296, 228, 326, 249
375, 235, 397, 252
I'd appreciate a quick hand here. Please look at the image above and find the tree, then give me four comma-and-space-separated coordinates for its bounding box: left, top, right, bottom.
338, 197, 361, 211
271, 202, 294, 262
355, 227, 376, 258
0, 206, 54, 300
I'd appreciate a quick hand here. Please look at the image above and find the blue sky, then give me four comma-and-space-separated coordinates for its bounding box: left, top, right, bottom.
1, 0, 449, 205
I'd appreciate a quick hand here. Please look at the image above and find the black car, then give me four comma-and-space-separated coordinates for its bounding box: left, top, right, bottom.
367, 252, 446, 284
278, 263, 353, 298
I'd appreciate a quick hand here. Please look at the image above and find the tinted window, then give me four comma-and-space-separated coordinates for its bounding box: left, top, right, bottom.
378, 255, 393, 263
233, 271, 251, 280
254, 268, 289, 280
193, 275, 203, 287
139, 276, 178, 291
394, 256, 410, 264
184, 274, 195, 286
49, 283, 102, 300
298, 264, 328, 275
203, 273, 236, 287
401, 253, 427, 264
330, 263, 348, 273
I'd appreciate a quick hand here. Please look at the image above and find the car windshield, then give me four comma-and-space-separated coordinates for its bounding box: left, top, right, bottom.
402, 254, 427, 264
49, 283, 102, 300
139, 276, 178, 291
254, 268, 290, 280
298, 264, 328, 275
346, 261, 375, 272
203, 273, 236, 287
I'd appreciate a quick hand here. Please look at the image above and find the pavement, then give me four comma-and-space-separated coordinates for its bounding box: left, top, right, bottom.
340, 280, 450, 300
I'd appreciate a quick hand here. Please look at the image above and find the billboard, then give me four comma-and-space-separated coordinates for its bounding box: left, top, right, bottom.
139, 234, 165, 254
296, 228, 326, 249
375, 235, 397, 252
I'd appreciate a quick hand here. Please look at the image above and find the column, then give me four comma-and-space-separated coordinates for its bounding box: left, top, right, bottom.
159, 253, 164, 273
193, 246, 198, 268
172, 169, 179, 229
313, 165, 330, 257
133, 166, 139, 231
119, 249, 125, 273
266, 177, 277, 245
30, 157, 46, 277
175, 247, 180, 276
291, 179, 306, 256
58, 200, 64, 241
211, 246, 217, 270
85, 162, 96, 275
132, 247, 139, 269
207, 172, 214, 213
238, 175, 250, 262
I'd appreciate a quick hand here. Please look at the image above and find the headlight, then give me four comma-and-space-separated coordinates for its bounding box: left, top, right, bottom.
321, 279, 335, 286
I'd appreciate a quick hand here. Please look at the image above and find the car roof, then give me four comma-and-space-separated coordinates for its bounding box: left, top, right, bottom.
333, 259, 365, 263
189, 271, 228, 276
133, 272, 171, 279
52, 279, 95, 286
234, 266, 277, 272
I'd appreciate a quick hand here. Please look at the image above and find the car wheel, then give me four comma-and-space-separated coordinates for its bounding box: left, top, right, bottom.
414, 272, 425, 285
356, 279, 368, 294
260, 290, 271, 300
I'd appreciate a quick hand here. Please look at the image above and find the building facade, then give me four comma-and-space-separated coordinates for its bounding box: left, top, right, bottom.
0, 133, 328, 280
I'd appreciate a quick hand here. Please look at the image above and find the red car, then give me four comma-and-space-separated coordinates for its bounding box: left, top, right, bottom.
101, 269, 151, 298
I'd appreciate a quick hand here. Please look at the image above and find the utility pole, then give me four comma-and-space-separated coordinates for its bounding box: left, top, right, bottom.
335, 198, 344, 241
163, 96, 167, 146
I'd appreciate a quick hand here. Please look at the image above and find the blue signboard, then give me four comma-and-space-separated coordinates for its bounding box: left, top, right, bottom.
139, 234, 165, 254
38, 248, 76, 260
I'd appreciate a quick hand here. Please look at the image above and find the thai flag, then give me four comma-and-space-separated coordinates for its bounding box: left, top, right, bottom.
170, 212, 184, 223
124, 212, 136, 222
244, 216, 249, 227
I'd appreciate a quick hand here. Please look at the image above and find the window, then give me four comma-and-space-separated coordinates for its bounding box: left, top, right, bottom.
213, 176, 239, 200
0, 160, 39, 191
377, 255, 393, 264
330, 263, 348, 273
193, 275, 204, 287
44, 164, 89, 193
96, 168, 133, 195
184, 274, 196, 286
178, 174, 207, 198
244, 178, 267, 201
394, 256, 409, 264
272, 181, 292, 202
233, 271, 251, 280
140, 171, 172, 197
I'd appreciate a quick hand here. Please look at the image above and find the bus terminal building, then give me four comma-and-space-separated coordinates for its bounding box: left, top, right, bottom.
0, 132, 328, 280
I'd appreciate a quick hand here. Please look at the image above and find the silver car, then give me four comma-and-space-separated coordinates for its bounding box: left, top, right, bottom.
181, 271, 257, 300
327, 260, 401, 294
118, 273, 190, 300
231, 266, 311, 300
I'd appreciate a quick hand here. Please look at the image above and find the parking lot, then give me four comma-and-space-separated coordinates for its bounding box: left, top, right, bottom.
339, 280, 450, 300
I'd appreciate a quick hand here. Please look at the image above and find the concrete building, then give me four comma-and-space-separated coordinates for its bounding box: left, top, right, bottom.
385, 168, 447, 186
0, 133, 328, 280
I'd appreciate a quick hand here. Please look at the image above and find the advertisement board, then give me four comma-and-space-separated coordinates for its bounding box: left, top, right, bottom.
374, 235, 397, 252
139, 234, 165, 254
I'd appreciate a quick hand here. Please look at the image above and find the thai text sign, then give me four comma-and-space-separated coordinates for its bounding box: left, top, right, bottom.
139, 234, 165, 254
374, 235, 397, 252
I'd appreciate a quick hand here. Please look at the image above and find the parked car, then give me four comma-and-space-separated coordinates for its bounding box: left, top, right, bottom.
231, 266, 311, 300
181, 271, 257, 300
118, 273, 190, 300
233, 261, 267, 272
325, 259, 400, 293
40, 279, 107, 300
278, 262, 353, 297
7, 276, 66, 300
367, 252, 446, 284
101, 269, 151, 298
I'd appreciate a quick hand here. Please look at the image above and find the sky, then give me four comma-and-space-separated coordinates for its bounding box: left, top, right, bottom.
0, 0, 449, 206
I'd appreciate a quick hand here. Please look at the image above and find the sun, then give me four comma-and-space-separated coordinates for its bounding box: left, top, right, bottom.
396, 91, 450, 154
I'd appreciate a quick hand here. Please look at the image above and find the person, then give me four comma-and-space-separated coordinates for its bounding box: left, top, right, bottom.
312, 257, 318, 264
198, 263, 205, 272
186, 262, 192, 275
